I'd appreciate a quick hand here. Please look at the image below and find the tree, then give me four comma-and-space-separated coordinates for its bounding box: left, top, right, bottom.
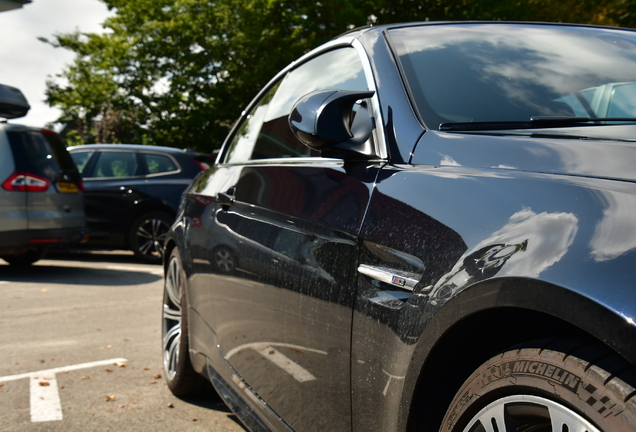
45, 0, 634, 152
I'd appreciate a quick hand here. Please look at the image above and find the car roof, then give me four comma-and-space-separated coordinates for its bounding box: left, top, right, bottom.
68, 143, 188, 154
336, 20, 636, 40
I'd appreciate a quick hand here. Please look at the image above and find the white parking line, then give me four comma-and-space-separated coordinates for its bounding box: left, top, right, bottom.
0, 358, 127, 423
30, 375, 62, 422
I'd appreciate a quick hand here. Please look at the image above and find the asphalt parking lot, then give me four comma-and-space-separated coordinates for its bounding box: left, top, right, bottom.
0, 250, 245, 432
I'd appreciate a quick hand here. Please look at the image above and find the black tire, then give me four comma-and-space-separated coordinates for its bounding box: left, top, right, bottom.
440, 339, 636, 432
129, 211, 172, 263
162, 247, 208, 396
1, 248, 48, 266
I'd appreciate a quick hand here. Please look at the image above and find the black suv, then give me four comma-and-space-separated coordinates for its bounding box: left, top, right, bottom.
68, 144, 209, 262
0, 84, 86, 266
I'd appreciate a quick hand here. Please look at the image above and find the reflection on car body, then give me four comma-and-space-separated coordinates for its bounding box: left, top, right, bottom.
162, 22, 636, 432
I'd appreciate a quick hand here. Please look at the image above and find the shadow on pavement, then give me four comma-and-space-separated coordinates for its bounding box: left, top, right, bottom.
48, 248, 158, 265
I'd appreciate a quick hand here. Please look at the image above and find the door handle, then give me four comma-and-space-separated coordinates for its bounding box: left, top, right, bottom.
357, 264, 420, 291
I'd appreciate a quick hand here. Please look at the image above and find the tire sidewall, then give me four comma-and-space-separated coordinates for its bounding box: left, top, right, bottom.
441, 347, 636, 432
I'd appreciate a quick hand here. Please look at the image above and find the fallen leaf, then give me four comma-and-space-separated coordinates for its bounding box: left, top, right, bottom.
60, 385, 65, 389
166, 402, 174, 408
123, 338, 130, 342
149, 380, 157, 384
105, 345, 112, 349
41, 289, 48, 293
39, 359, 45, 363
38, 382, 50, 387
104, 369, 113, 373
192, 418, 198, 422
81, 375, 90, 380
143, 367, 151, 370
115, 362, 127, 368
153, 374, 162, 379
269, 349, 275, 355
104, 395, 115, 402
0, 384, 3, 388
118, 404, 125, 408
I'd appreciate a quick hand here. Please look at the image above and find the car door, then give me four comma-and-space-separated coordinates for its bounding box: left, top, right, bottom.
194, 46, 380, 431
81, 149, 145, 242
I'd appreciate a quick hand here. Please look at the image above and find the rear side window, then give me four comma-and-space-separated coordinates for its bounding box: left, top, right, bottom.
143, 153, 178, 174
93, 151, 139, 178
7, 129, 76, 181
70, 150, 94, 174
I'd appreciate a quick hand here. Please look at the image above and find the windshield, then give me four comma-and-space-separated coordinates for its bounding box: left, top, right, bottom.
388, 23, 636, 129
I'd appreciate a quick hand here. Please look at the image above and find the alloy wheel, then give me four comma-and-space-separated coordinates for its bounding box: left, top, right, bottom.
162, 255, 182, 381
136, 217, 170, 259
463, 395, 600, 432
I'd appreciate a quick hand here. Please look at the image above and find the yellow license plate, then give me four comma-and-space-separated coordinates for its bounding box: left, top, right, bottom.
56, 182, 79, 193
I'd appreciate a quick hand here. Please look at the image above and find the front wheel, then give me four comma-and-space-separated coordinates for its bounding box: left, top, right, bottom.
162, 247, 208, 396
440, 339, 636, 432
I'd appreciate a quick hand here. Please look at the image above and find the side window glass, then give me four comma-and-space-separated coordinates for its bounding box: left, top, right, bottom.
224, 83, 280, 164
144, 153, 178, 174
224, 47, 368, 164
93, 151, 138, 178
70, 151, 94, 175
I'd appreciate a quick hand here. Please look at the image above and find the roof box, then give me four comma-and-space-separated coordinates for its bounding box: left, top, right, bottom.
0, 84, 30, 119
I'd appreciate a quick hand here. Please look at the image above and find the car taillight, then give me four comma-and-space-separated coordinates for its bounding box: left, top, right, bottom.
2, 171, 51, 192
77, 179, 85, 192
191, 158, 208, 171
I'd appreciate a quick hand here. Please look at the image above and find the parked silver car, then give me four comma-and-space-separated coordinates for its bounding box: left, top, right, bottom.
0, 84, 86, 266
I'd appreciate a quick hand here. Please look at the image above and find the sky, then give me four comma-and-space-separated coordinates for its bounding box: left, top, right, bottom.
0, 0, 112, 129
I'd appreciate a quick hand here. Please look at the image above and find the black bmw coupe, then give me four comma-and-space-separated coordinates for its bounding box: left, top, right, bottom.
162, 22, 636, 432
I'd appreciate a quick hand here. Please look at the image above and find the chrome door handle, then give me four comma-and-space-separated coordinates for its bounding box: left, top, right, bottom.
357, 264, 420, 291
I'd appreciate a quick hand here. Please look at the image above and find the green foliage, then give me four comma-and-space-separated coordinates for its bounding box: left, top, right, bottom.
45, 0, 635, 152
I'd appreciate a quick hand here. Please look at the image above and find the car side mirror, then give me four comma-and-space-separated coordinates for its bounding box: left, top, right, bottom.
0, 84, 30, 119
289, 89, 376, 159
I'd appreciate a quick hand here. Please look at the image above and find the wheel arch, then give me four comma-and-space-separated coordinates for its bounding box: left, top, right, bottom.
404, 277, 636, 432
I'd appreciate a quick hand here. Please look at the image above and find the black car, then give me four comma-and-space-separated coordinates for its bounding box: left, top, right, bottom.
68, 144, 208, 262
162, 22, 636, 432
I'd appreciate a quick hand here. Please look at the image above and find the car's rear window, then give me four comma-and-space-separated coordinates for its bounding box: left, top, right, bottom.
7, 129, 77, 180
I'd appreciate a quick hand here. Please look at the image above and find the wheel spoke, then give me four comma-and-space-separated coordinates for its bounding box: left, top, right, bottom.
138, 239, 154, 255
165, 257, 181, 306
163, 325, 181, 379
137, 226, 153, 239
463, 395, 601, 432
163, 304, 181, 322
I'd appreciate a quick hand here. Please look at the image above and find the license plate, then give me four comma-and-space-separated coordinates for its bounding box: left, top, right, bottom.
56, 182, 79, 193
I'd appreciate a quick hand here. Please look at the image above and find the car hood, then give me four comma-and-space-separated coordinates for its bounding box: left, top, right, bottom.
412, 127, 636, 182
